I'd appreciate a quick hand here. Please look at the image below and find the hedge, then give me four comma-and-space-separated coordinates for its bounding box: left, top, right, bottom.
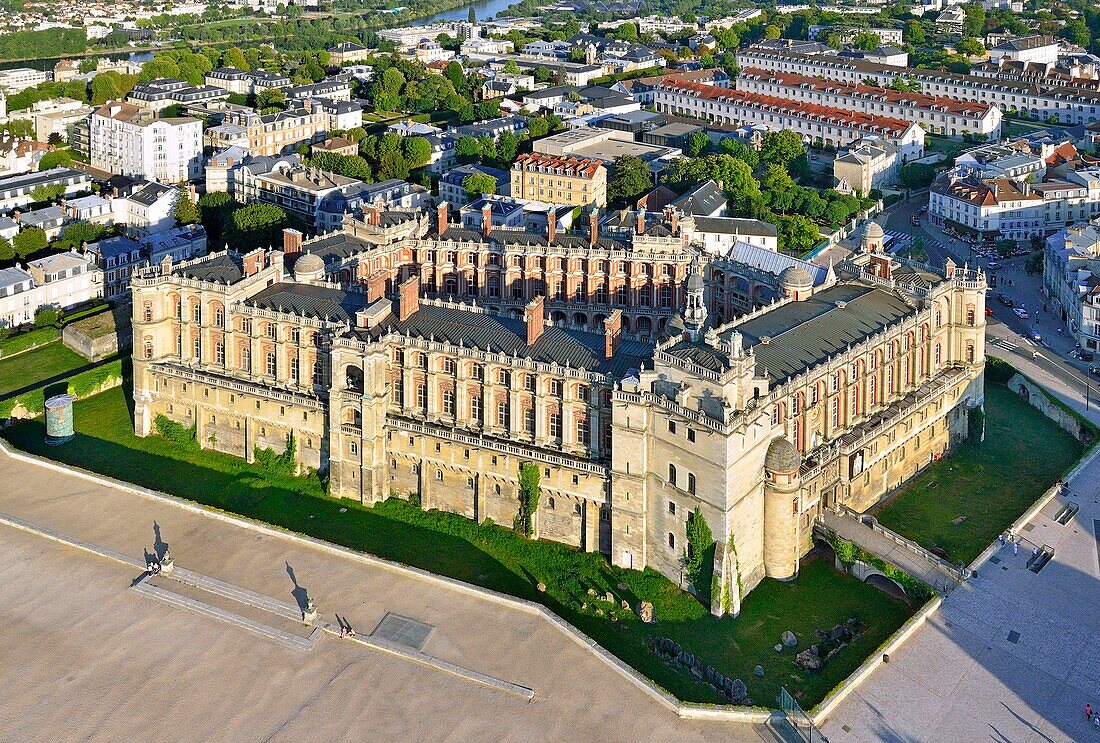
0, 358, 124, 418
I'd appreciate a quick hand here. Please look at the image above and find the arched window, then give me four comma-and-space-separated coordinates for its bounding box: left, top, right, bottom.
668, 463, 677, 486
687, 473, 696, 495
214, 307, 224, 326
142, 303, 152, 322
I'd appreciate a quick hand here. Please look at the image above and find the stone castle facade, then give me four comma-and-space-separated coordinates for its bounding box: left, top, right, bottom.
130, 212, 986, 615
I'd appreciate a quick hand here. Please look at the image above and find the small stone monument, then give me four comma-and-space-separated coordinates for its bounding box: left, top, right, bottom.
302, 597, 318, 623
637, 601, 654, 623
753, 665, 764, 677
160, 549, 174, 575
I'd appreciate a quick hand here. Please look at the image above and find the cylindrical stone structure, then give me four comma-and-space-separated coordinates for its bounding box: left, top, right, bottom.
44, 394, 76, 445
762, 437, 801, 580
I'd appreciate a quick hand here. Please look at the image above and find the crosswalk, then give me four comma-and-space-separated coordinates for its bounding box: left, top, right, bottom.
990, 338, 1018, 353
884, 230, 911, 250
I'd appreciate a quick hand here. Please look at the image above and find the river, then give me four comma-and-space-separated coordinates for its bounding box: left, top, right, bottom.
416, 0, 521, 24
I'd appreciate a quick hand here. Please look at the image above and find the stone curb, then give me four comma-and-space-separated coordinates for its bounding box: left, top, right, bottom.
0, 439, 773, 725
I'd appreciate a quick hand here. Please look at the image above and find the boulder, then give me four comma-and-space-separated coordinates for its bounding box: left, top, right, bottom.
781, 630, 798, 647
774, 644, 784, 652
637, 601, 655, 623
728, 679, 748, 703
604, 591, 615, 603
795, 648, 823, 672
753, 665, 764, 677
537, 582, 546, 592
828, 624, 847, 642
587, 588, 597, 596
621, 600, 630, 611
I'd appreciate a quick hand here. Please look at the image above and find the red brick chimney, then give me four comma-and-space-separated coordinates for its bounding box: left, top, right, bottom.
482, 201, 493, 237
366, 272, 387, 302
604, 309, 622, 360
242, 248, 264, 276
283, 228, 302, 255
589, 207, 599, 247
436, 201, 449, 234
547, 209, 556, 243
635, 208, 645, 235
525, 295, 545, 345
397, 274, 420, 321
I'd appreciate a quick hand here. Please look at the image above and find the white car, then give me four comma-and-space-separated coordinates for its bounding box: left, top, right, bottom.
1013, 307, 1029, 319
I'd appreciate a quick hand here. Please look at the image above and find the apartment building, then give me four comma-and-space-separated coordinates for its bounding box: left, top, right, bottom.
735, 47, 1100, 125
988, 35, 1059, 66
327, 42, 371, 66
653, 79, 925, 160
90, 102, 203, 184
1044, 224, 1100, 353
0, 67, 50, 94
127, 78, 229, 112
204, 68, 292, 96
834, 136, 902, 195
0, 250, 102, 328
0, 167, 92, 210
253, 163, 360, 228
510, 153, 607, 207
214, 106, 321, 157
736, 68, 1002, 139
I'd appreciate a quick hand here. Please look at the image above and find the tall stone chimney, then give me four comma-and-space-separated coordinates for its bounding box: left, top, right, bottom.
604, 309, 622, 359
525, 295, 545, 345
589, 207, 599, 247
283, 227, 302, 255
482, 201, 493, 237
397, 274, 420, 321
636, 208, 646, 235
366, 271, 387, 302
547, 206, 556, 243
437, 201, 449, 234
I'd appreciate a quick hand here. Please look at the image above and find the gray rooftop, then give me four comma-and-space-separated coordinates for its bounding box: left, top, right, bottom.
248, 282, 368, 323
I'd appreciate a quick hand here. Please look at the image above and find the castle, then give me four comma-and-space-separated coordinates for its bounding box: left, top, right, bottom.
130, 209, 986, 615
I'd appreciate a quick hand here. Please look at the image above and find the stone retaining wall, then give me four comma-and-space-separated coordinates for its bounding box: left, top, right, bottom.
1007, 373, 1093, 443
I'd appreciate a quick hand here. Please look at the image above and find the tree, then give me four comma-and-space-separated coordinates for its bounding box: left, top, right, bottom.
684, 507, 715, 603
34, 306, 62, 328
468, 6, 476, 23
685, 130, 710, 157
496, 131, 519, 165
513, 462, 540, 538
760, 130, 807, 170
173, 190, 200, 225
443, 61, 466, 95
899, 162, 936, 189
12, 227, 48, 259
823, 199, 852, 227
611, 21, 639, 42
852, 31, 880, 51
403, 136, 432, 169
1062, 18, 1090, 49
197, 192, 237, 247
764, 25, 782, 40
54, 221, 107, 250
905, 20, 926, 45
454, 135, 483, 164
777, 214, 821, 253
46, 132, 64, 146
226, 203, 290, 251
222, 46, 250, 71
256, 88, 285, 110
962, 4, 985, 37
462, 172, 498, 200
955, 37, 985, 57
376, 152, 409, 181
717, 137, 760, 169
37, 150, 73, 171
0, 237, 13, 263
90, 71, 136, 105
30, 184, 65, 203
503, 59, 520, 75
608, 155, 652, 206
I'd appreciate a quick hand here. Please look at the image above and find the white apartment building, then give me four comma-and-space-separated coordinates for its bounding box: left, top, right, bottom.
736, 47, 1100, 125
988, 35, 1059, 66
653, 79, 925, 160
736, 68, 1002, 139
0, 251, 102, 329
90, 102, 203, 184
1044, 224, 1100, 353
0, 67, 50, 94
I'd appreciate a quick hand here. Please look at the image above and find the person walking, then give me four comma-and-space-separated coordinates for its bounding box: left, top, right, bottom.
1086, 702, 1093, 720
1013, 540, 1019, 556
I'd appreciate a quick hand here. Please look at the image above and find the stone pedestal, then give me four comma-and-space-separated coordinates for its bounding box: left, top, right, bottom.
302, 598, 318, 624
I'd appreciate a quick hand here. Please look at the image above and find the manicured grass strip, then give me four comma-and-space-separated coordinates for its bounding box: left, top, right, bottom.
2, 385, 914, 708
0, 357, 125, 418
0, 343, 91, 397
874, 383, 1082, 564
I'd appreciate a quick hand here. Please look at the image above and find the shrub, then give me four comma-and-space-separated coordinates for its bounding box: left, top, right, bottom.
34, 306, 62, 328
514, 461, 540, 537
685, 507, 715, 604
154, 414, 198, 450
833, 537, 858, 565
254, 433, 297, 477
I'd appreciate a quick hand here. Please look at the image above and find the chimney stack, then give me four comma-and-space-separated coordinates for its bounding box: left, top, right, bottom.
160, 254, 173, 274
366, 271, 387, 302
242, 248, 264, 276
525, 295, 545, 345
283, 227, 302, 255
636, 208, 646, 235
546, 205, 556, 243
589, 207, 599, 247
437, 201, 449, 234
397, 274, 420, 321
604, 309, 622, 360
482, 201, 493, 237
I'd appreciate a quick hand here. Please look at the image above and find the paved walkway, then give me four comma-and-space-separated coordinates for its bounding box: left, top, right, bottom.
820, 511, 960, 592
0, 449, 778, 743
820, 451, 1100, 742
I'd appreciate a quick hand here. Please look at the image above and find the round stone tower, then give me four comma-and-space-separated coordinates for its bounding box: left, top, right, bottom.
293, 252, 326, 285
779, 265, 813, 301
762, 436, 802, 580
862, 221, 885, 254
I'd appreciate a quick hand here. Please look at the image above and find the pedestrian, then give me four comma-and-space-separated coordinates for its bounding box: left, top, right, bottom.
1086, 702, 1093, 720
1032, 546, 1039, 560
1094, 713, 1099, 729
1014, 540, 1019, 556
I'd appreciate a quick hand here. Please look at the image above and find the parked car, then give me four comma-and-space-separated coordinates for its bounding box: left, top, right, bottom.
1030, 330, 1042, 343
1013, 307, 1029, 319
1089, 364, 1100, 378
997, 294, 1013, 307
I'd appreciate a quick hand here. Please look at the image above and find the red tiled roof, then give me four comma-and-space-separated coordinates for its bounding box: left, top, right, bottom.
512, 153, 603, 178
739, 67, 995, 117
657, 79, 915, 136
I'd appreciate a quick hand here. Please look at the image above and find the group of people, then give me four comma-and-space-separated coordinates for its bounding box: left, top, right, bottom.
1086, 703, 1100, 729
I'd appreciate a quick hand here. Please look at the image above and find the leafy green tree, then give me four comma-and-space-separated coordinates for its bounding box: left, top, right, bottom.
345, 126, 367, 144
12, 227, 48, 259
197, 192, 237, 247
764, 25, 782, 39
899, 162, 936, 189
607, 155, 652, 206
78, 57, 98, 74
34, 306, 62, 328
222, 46, 250, 71
256, 88, 286, 110
403, 136, 432, 169
905, 20, 925, 45
684, 507, 715, 603
962, 4, 985, 37
611, 21, 639, 42
1062, 18, 1090, 49
955, 37, 985, 56
684, 130, 710, 157
513, 462, 540, 537
455, 135, 483, 164
0, 237, 13, 263
503, 60, 520, 74
463, 172, 498, 200
30, 184, 65, 203
173, 190, 200, 225
852, 31, 881, 51
760, 130, 807, 170
777, 214, 821, 253
717, 137, 760, 169
90, 71, 137, 105
54, 221, 107, 249
376, 152, 409, 181
38, 150, 73, 171
226, 203, 290, 251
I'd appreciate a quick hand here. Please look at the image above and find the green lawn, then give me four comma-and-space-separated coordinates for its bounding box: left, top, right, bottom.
0, 342, 90, 397
873, 383, 1082, 564
2, 384, 914, 709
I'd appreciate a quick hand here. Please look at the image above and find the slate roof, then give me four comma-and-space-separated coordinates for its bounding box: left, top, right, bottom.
175, 252, 244, 284
731, 283, 915, 382
130, 182, 173, 206
246, 282, 367, 323
361, 303, 652, 376
670, 180, 726, 216
724, 242, 828, 286
695, 217, 777, 237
